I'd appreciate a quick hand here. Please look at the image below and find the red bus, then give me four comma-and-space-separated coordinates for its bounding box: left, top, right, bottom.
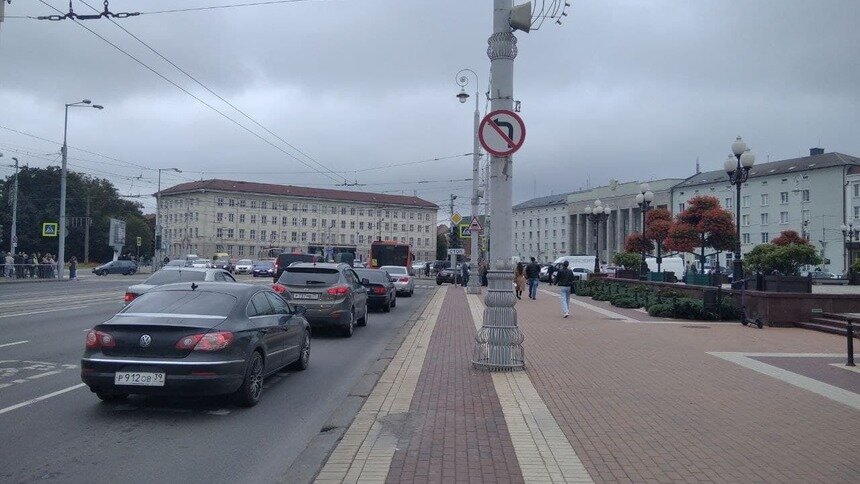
370, 241, 413, 268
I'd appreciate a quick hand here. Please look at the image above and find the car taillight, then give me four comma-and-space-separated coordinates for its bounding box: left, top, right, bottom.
372, 286, 387, 295
326, 285, 350, 296
86, 330, 116, 349
176, 331, 233, 351
399, 277, 410, 282
272, 283, 287, 294
123, 292, 138, 303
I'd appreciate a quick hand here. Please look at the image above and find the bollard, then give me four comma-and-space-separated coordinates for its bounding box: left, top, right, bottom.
847, 322, 855, 367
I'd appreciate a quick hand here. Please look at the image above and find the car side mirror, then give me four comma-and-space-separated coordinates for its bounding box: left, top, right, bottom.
294, 305, 307, 316
361, 278, 370, 285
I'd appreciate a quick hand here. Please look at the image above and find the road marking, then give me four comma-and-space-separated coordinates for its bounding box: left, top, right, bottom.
0, 303, 116, 319
26, 370, 64, 380
539, 288, 637, 322
830, 363, 860, 374
0, 383, 86, 416
468, 293, 594, 484
709, 352, 860, 411
0, 340, 28, 349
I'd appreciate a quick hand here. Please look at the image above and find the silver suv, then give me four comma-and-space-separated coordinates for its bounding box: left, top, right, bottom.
273, 263, 368, 337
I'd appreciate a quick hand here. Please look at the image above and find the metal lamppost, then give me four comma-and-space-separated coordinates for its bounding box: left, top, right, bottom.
58, 99, 103, 279
724, 137, 755, 285
842, 222, 859, 274
584, 199, 611, 274
156, 167, 182, 269
456, 68, 483, 295
635, 183, 654, 278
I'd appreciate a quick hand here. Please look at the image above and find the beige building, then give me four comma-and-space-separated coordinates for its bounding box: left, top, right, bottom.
157, 179, 439, 262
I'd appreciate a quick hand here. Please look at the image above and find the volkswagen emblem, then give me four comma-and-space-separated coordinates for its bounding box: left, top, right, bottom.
139, 334, 152, 348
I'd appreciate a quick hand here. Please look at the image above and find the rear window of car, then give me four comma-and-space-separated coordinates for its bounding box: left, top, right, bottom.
279, 267, 340, 285
277, 253, 318, 266
354, 269, 389, 283
143, 270, 207, 285
380, 266, 407, 274
123, 290, 236, 317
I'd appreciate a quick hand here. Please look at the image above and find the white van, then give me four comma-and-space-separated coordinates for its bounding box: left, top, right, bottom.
553, 255, 597, 281
645, 256, 685, 279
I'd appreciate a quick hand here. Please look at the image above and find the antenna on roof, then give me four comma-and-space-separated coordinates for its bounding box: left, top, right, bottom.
695, 157, 700, 174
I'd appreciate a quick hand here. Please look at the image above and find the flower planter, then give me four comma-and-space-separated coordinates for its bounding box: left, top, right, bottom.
685, 273, 720, 287
761, 275, 811, 293
614, 269, 640, 280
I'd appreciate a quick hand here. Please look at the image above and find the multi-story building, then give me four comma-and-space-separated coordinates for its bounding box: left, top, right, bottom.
157, 179, 439, 262
672, 149, 860, 273
513, 192, 571, 263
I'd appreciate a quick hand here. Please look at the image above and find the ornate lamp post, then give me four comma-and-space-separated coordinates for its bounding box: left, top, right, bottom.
455, 68, 483, 295
842, 222, 860, 274
724, 137, 755, 285
635, 183, 654, 278
584, 199, 611, 274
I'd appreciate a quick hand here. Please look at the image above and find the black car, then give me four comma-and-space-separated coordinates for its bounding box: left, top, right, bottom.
436, 268, 460, 285
252, 261, 275, 278
212, 259, 234, 272
273, 252, 320, 282
354, 268, 397, 312
92, 260, 138, 276
81, 282, 310, 407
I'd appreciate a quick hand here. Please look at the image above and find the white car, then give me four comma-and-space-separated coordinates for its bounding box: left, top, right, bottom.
190, 258, 213, 268
411, 260, 426, 273
124, 268, 235, 304
380, 265, 414, 297
234, 259, 254, 274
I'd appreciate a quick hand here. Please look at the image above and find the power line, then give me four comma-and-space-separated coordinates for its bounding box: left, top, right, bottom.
138, 0, 319, 16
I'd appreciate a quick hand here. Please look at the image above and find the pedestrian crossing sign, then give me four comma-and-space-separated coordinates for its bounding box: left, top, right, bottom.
459, 224, 471, 238
42, 222, 58, 237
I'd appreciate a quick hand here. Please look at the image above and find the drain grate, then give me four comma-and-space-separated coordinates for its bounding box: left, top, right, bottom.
682, 325, 710, 329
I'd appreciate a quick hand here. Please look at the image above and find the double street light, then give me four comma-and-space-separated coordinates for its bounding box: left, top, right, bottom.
455, 68, 483, 295
58, 99, 103, 280
584, 199, 611, 274
635, 183, 654, 278
841, 222, 859, 273
724, 136, 755, 285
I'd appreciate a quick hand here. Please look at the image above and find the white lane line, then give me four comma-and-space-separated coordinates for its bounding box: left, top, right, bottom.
0, 340, 28, 349
0, 383, 86, 416
0, 302, 116, 319
26, 370, 64, 380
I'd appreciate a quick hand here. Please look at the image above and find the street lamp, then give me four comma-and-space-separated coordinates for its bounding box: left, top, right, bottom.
584, 199, 611, 274
725, 136, 755, 285
58, 99, 103, 280
842, 223, 859, 274
635, 183, 654, 278
156, 167, 182, 269
455, 68, 483, 295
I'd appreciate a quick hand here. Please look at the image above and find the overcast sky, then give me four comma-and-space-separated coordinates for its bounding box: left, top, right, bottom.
1, 0, 858, 217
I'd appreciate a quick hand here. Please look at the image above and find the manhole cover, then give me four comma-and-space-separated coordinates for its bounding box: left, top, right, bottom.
682, 325, 710, 329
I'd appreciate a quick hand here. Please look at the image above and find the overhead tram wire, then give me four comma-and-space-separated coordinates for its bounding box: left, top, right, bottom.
36, 1, 341, 184
78, 1, 342, 183
139, 0, 319, 16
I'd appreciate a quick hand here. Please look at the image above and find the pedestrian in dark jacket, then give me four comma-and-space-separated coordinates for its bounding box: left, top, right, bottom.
525, 257, 541, 299
555, 261, 575, 318
546, 263, 556, 285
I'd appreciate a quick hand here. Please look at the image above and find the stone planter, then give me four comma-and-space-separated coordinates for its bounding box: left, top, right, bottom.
685, 273, 720, 287
647, 272, 677, 283
761, 275, 812, 293
614, 269, 640, 280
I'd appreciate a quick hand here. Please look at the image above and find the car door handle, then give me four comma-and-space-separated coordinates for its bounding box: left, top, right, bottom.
260, 328, 271, 334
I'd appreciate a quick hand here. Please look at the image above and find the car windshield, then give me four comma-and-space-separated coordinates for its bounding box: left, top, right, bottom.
380, 266, 407, 275
143, 270, 207, 285
254, 261, 274, 268
238, 259, 252, 265
194, 259, 211, 264
122, 290, 236, 317
354, 269, 389, 283
280, 268, 340, 285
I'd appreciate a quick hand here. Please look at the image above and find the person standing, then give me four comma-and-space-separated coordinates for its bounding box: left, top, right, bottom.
69, 257, 78, 280
525, 257, 541, 300
514, 262, 526, 300
3, 252, 12, 278
460, 260, 470, 287
546, 263, 556, 285
555, 260, 575, 318
424, 261, 431, 278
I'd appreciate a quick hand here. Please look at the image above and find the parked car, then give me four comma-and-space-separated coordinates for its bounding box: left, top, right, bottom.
352, 260, 367, 268
212, 258, 234, 272
81, 282, 311, 407
354, 268, 397, 312
190, 258, 213, 268
435, 268, 460, 285
432, 260, 450, 274
165, 259, 193, 268
379, 265, 414, 296
273, 252, 321, 282
234, 259, 254, 274
272, 262, 368, 337
92, 260, 137, 276
411, 260, 426, 274
124, 268, 236, 304
252, 261, 275, 278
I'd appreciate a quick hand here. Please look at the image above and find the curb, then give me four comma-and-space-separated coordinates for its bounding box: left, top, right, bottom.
280, 288, 440, 484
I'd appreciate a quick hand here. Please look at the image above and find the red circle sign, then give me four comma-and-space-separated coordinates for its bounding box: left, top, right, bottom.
478, 109, 526, 157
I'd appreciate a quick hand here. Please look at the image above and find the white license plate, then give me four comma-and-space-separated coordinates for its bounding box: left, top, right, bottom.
114, 371, 165, 387
293, 293, 319, 300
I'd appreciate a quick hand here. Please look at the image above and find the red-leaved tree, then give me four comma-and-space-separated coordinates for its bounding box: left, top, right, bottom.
772, 230, 809, 246
664, 196, 736, 272
644, 208, 672, 272
624, 232, 654, 254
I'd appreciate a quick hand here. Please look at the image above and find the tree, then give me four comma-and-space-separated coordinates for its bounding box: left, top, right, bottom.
745, 243, 822, 276
644, 208, 672, 272
436, 233, 448, 260
772, 230, 808, 246
624, 232, 653, 254
664, 196, 736, 271
612, 252, 642, 270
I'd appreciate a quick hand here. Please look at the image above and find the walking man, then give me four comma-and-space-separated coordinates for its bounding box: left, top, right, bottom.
525, 257, 541, 300
555, 260, 575, 318
460, 260, 470, 287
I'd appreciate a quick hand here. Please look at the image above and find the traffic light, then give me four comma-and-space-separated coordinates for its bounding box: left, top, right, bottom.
450, 225, 460, 248
154, 235, 162, 252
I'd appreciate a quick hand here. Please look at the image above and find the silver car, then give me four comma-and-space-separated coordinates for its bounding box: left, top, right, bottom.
234, 259, 254, 274
380, 266, 414, 297
124, 268, 235, 304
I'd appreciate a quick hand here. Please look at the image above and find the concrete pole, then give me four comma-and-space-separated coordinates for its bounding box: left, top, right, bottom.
156, 169, 162, 269
473, 0, 525, 372
467, 79, 482, 294
10, 157, 18, 254
84, 195, 90, 263
449, 194, 457, 272
57, 105, 70, 279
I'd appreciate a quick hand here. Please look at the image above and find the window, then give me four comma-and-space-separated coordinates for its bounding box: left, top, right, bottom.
854, 183, 860, 198
291, 232, 297, 242
282, 216, 288, 225
311, 233, 317, 242
855, 206, 860, 220
761, 194, 769, 206
350, 234, 355, 243
229, 199, 236, 207
238, 246, 245, 256
350, 221, 355, 229
742, 214, 750, 226
250, 200, 257, 209
760, 213, 769, 225
311, 219, 317, 227
261, 201, 268, 210
724, 197, 733, 209
292, 217, 298, 226
301, 232, 307, 242
359, 235, 365, 244
260, 230, 266, 240
239, 229, 245, 239
302, 204, 308, 212
250, 229, 256, 240
301, 218, 307, 226
311, 204, 317, 213
801, 189, 810, 202
678, 203, 685, 212
261, 215, 267, 225
227, 228, 234, 238
780, 192, 789, 204
741, 196, 750, 208
761, 232, 769, 243
217, 197, 224, 207
239, 199, 246, 208
780, 212, 789, 224
217, 228, 224, 238
342, 221, 347, 229
350, 208, 356, 216
216, 213, 223, 222
802, 210, 810, 223
240, 214, 246, 223
359, 222, 365, 230
742, 233, 750, 244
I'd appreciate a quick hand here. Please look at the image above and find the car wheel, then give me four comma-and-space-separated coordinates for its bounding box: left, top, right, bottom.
234, 351, 265, 407
357, 305, 368, 327
342, 309, 355, 337
408, 287, 414, 297
391, 295, 397, 308
383, 298, 391, 312
95, 391, 128, 402
289, 331, 311, 371
436, 280, 442, 285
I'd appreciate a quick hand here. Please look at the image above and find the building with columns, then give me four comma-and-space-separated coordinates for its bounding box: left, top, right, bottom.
157, 179, 439, 263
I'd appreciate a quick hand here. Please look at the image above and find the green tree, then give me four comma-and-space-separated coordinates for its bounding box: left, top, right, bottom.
436, 233, 448, 260
612, 252, 642, 270
745, 243, 822, 276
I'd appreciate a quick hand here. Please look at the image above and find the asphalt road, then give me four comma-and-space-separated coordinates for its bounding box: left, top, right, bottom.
0, 274, 435, 484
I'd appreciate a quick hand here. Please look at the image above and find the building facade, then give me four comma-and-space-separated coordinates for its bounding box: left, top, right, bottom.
157, 179, 439, 262
672, 149, 860, 273
513, 193, 571, 263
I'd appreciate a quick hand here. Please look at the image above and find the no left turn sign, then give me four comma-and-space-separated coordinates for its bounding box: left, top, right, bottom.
478, 109, 525, 157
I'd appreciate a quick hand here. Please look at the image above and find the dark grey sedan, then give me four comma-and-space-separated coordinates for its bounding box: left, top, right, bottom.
354, 268, 397, 312
81, 282, 310, 407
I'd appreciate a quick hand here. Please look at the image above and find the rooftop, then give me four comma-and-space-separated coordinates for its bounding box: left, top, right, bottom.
675, 152, 860, 188
158, 179, 439, 209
